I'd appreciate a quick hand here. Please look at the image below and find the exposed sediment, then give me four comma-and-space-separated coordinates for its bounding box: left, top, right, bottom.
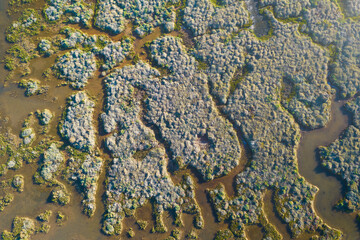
0, 0, 359, 239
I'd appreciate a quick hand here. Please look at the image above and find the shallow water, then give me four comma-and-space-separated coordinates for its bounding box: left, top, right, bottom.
0, 1, 359, 240
263, 190, 291, 239
245, 0, 270, 37
297, 100, 360, 240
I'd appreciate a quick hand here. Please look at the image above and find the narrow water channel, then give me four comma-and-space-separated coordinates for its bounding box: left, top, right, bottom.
297, 100, 360, 240
0, 0, 359, 239
244, 0, 270, 37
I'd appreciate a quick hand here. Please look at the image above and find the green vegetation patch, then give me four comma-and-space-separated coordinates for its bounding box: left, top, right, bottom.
6, 8, 41, 43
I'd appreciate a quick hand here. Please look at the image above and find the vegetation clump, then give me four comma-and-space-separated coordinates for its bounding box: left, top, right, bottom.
98, 38, 133, 71
60, 92, 96, 152
1, 217, 36, 240
35, 109, 53, 126
53, 49, 96, 89
214, 229, 234, 240
344, 0, 360, 17
37, 210, 52, 222
11, 175, 24, 192
102, 37, 242, 181
195, 9, 340, 239
57, 27, 132, 73
44, 0, 94, 27
185, 229, 198, 239
260, 0, 360, 99
136, 220, 148, 230
171, 229, 181, 239
55, 211, 67, 225
69, 154, 103, 216
7, 0, 34, 15
20, 127, 35, 145
100, 88, 203, 235
183, 0, 250, 36
95, 0, 177, 36
49, 185, 70, 205
0, 193, 14, 212
6, 8, 41, 43
38, 143, 64, 181
18, 79, 47, 97
0, 0, 359, 238
5, 44, 37, 74
36, 223, 50, 233
127, 228, 135, 238
38, 39, 53, 56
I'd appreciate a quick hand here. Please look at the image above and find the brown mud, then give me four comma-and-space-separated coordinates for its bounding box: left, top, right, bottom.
0, 1, 359, 240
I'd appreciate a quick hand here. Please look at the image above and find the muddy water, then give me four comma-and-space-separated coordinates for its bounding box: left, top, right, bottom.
297, 100, 360, 240
263, 190, 291, 239
0, 1, 359, 240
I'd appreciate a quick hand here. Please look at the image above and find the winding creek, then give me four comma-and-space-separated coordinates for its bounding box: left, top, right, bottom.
297, 100, 360, 240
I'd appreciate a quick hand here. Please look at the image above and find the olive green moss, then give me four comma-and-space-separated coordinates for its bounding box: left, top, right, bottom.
11, 175, 24, 192
37, 210, 52, 222
0, 193, 14, 212
123, 208, 135, 217
229, 65, 249, 96
1, 230, 13, 240
196, 59, 208, 71
209, 0, 225, 8
172, 209, 183, 227
171, 229, 181, 239
6, 8, 41, 43
55, 211, 66, 225
6, 45, 32, 63
258, 214, 281, 239
4, 44, 37, 74
174, 0, 187, 31
151, 204, 167, 233
136, 220, 148, 230
127, 228, 135, 238
7, 0, 33, 15
2, 217, 36, 240
4, 57, 15, 71
36, 223, 50, 233
49, 185, 70, 206
185, 229, 198, 239
214, 229, 234, 240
